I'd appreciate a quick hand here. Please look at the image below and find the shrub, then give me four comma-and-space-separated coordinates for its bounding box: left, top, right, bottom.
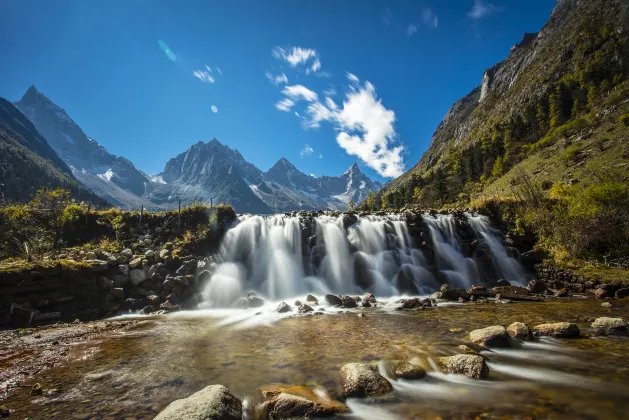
619, 114, 629, 126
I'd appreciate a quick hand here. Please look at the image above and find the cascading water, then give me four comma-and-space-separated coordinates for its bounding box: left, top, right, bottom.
201, 212, 528, 307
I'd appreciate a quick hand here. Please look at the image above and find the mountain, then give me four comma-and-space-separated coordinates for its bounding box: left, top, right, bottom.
0, 97, 107, 205
13, 86, 382, 213
375, 0, 629, 209
15, 86, 154, 209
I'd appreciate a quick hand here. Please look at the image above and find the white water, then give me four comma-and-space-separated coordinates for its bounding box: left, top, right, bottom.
201, 213, 528, 307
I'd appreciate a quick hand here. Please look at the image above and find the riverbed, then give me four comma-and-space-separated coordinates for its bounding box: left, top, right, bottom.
2, 298, 629, 419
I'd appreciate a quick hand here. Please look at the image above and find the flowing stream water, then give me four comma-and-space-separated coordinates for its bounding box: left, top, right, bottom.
3, 213, 629, 419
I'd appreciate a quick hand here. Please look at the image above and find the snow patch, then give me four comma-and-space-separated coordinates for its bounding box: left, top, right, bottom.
97, 169, 115, 182
149, 175, 167, 185
63, 133, 75, 144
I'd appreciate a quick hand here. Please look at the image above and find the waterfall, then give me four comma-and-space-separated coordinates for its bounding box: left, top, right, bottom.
201, 212, 528, 307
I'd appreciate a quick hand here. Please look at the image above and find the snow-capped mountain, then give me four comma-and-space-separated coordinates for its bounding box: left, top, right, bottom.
16, 86, 154, 208
14, 86, 382, 213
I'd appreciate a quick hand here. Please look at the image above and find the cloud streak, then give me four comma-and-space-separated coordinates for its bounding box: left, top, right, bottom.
265, 72, 289, 86
468, 0, 496, 19
300, 144, 314, 157
272, 46, 323, 74
281, 84, 318, 102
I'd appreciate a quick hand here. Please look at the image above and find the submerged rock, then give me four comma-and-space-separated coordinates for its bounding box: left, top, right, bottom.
154, 384, 242, 420
325, 294, 343, 307
469, 325, 512, 347
247, 295, 265, 308
438, 355, 489, 379
533, 322, 580, 338
381, 360, 426, 380
259, 383, 349, 418
507, 322, 534, 341
591, 317, 628, 336
339, 363, 393, 398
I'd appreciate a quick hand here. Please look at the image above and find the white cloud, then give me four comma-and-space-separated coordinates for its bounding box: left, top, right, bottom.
281, 84, 318, 102
406, 24, 418, 37
210, 105, 218, 113
319, 154, 323, 159
300, 144, 314, 157
265, 72, 288, 86
346, 72, 359, 83
468, 0, 496, 19
193, 68, 215, 84
422, 8, 438, 28
323, 87, 337, 96
275, 98, 295, 112
310, 173, 316, 177
216, 67, 223, 75
205, 65, 212, 72
272, 46, 323, 74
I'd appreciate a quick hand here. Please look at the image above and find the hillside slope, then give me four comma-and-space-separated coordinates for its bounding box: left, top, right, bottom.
374, 0, 629, 210
0, 97, 107, 205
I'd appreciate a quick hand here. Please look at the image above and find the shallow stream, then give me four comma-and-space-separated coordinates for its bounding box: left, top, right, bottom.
5, 298, 629, 419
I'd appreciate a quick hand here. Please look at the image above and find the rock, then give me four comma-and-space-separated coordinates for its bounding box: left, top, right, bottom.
594, 288, 608, 298
110, 288, 125, 301
85, 259, 109, 272
527, 279, 547, 294
339, 363, 393, 398
247, 295, 265, 308
438, 355, 489, 379
305, 294, 318, 305
340, 296, 357, 308
114, 275, 129, 287
160, 249, 171, 260
469, 285, 487, 294
439, 284, 469, 301
457, 345, 480, 355
167, 294, 180, 305
130, 269, 147, 286
147, 295, 161, 306
163, 242, 174, 250
496, 279, 511, 287
277, 302, 292, 313
9, 303, 34, 328
399, 298, 423, 309
119, 264, 130, 276
298, 304, 314, 313
469, 325, 512, 347
554, 288, 569, 297
591, 317, 628, 336
154, 384, 242, 420
507, 322, 534, 341
325, 294, 343, 307
99, 276, 114, 289
615, 288, 629, 299
129, 258, 143, 269
601, 302, 612, 308
259, 384, 349, 418
141, 305, 155, 314
491, 286, 530, 296
0, 405, 9, 417
382, 360, 426, 380
31, 383, 43, 395
533, 322, 580, 338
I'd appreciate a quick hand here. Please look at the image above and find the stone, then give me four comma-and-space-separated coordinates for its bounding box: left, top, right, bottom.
469, 325, 512, 347
305, 294, 318, 305
439, 284, 469, 301
114, 275, 129, 287
121, 248, 133, 258
591, 317, 628, 336
438, 355, 489, 379
259, 384, 349, 418
248, 295, 265, 308
594, 288, 608, 298
160, 249, 171, 260
147, 295, 161, 306
110, 288, 125, 301
457, 345, 480, 355
491, 286, 530, 296
554, 288, 569, 297
527, 279, 547, 294
325, 294, 343, 307
129, 258, 143, 269
130, 269, 147, 286
533, 322, 580, 338
163, 242, 174, 250
277, 302, 292, 313
382, 360, 426, 380
340, 296, 357, 308
507, 322, 534, 341
399, 298, 423, 309
154, 385, 242, 420
298, 304, 314, 313
615, 288, 629, 299
99, 276, 114, 289
85, 260, 109, 272
119, 264, 130, 276
601, 302, 612, 308
339, 363, 393, 398
9, 303, 34, 328
496, 279, 511, 287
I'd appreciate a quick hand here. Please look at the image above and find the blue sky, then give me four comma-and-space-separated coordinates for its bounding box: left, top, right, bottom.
0, 0, 555, 182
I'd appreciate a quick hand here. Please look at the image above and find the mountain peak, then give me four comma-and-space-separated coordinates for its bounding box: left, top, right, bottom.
345, 162, 362, 175
20, 84, 46, 106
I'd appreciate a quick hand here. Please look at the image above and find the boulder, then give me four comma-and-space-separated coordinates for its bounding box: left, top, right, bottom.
528, 279, 547, 294
276, 302, 292, 313
130, 269, 147, 286
325, 295, 343, 307
339, 363, 393, 398
298, 304, 314, 313
594, 288, 608, 298
491, 286, 530, 296
259, 384, 349, 418
114, 275, 129, 288
496, 279, 511, 287
85, 260, 109, 272
129, 258, 143, 269
99, 277, 114, 289
533, 322, 580, 338
119, 264, 130, 276
381, 360, 426, 380
591, 317, 628, 336
110, 288, 125, 301
247, 295, 265, 308
9, 303, 34, 328
438, 355, 489, 379
615, 288, 629, 299
340, 296, 357, 308
154, 385, 242, 420
121, 248, 133, 258
305, 294, 318, 305
439, 284, 469, 301
469, 325, 512, 347
160, 249, 171, 260
147, 295, 161, 306
507, 322, 534, 341
399, 298, 423, 309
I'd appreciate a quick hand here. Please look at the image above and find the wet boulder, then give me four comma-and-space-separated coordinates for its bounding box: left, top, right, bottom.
339, 363, 393, 398
591, 317, 628, 336
491, 286, 530, 296
395, 266, 419, 295
259, 384, 349, 418
247, 294, 265, 308
527, 279, 547, 294
298, 304, 314, 314
340, 296, 357, 308
469, 325, 512, 347
305, 294, 318, 305
325, 294, 343, 307
438, 355, 489, 379
594, 288, 608, 298
507, 322, 534, 341
154, 384, 242, 420
439, 285, 469, 301
615, 288, 629, 299
496, 279, 511, 287
276, 302, 292, 313
130, 269, 147, 286
381, 360, 426, 380
533, 322, 580, 338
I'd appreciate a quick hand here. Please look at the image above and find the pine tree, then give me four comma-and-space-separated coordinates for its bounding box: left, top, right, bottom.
348, 199, 355, 211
